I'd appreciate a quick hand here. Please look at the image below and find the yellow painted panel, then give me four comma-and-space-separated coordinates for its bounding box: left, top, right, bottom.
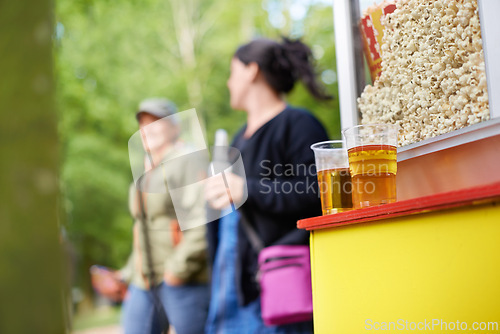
310, 203, 500, 334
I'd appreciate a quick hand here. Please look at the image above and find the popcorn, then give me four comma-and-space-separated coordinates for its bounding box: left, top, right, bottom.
358, 0, 490, 146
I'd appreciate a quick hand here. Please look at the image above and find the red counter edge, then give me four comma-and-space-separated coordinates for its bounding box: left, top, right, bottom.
297, 181, 500, 231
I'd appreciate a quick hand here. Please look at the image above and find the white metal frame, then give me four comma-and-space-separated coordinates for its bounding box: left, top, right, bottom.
333, 0, 357, 131
479, 0, 500, 119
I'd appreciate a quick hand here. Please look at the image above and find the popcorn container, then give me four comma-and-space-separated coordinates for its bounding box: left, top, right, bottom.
311, 140, 353, 215
359, 1, 397, 82
343, 124, 398, 209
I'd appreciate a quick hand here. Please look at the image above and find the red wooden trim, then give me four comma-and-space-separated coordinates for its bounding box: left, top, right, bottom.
297, 181, 500, 231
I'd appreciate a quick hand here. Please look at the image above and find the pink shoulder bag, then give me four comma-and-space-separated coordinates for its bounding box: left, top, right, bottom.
240, 213, 313, 326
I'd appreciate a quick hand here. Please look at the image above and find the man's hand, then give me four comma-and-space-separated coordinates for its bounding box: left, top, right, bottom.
90, 266, 127, 302
205, 172, 244, 210
163, 272, 184, 286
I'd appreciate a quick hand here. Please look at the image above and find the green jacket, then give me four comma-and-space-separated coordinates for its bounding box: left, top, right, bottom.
120, 147, 208, 289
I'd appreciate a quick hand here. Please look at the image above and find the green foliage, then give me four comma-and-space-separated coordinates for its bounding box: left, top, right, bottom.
55, 0, 340, 300
61, 134, 131, 269
288, 3, 341, 139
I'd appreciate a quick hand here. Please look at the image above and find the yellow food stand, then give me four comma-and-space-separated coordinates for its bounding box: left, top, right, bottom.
299, 183, 500, 333
297, 0, 500, 332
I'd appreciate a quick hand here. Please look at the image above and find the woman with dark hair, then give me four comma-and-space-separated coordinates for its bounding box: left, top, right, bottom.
204, 38, 331, 334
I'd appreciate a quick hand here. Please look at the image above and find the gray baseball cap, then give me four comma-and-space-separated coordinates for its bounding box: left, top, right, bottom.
136, 98, 177, 120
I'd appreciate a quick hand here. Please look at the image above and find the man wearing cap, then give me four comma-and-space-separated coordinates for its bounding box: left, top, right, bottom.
93, 98, 210, 334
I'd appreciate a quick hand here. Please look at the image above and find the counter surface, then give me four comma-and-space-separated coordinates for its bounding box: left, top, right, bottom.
298, 181, 500, 231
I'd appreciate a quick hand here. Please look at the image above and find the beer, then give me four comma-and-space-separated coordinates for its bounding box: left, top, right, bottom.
317, 167, 353, 215
347, 144, 397, 208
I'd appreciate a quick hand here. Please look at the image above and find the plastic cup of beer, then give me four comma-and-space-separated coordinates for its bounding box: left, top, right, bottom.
343, 124, 398, 209
311, 140, 353, 215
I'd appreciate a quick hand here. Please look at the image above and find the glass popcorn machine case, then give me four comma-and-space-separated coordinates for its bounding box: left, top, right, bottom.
332, 0, 500, 200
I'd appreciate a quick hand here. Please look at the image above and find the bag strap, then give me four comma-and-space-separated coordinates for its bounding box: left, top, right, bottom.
137, 177, 169, 333
239, 210, 308, 252
239, 210, 264, 253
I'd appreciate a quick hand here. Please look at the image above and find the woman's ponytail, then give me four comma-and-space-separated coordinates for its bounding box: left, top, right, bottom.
280, 37, 332, 101
235, 37, 333, 101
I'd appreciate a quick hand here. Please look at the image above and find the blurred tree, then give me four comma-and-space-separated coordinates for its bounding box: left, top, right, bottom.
0, 0, 67, 332
55, 0, 339, 311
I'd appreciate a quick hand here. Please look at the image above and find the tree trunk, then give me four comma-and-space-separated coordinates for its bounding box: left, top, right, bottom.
0, 0, 67, 332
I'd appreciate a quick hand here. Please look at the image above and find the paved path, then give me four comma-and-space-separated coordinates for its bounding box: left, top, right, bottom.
73, 325, 176, 334
73, 325, 122, 334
